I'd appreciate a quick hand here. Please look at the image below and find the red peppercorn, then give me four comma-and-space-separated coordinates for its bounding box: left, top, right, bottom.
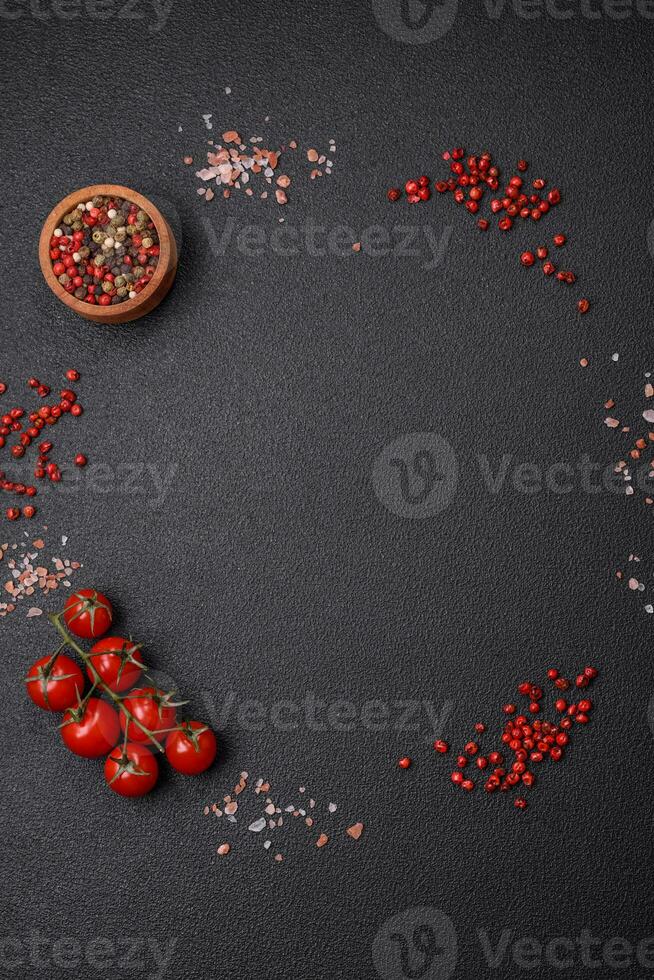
553, 234, 566, 247
11, 445, 24, 459
476, 756, 488, 770
398, 756, 411, 769
464, 741, 479, 756
461, 779, 474, 791
555, 698, 567, 712
550, 746, 563, 762
65, 369, 80, 381
404, 180, 418, 195
22, 505, 36, 519
575, 674, 589, 688
498, 217, 512, 231
503, 704, 516, 715
488, 752, 503, 765
520, 251, 535, 267
514, 798, 528, 810
74, 453, 88, 467
555, 677, 570, 690
474, 723, 485, 733
456, 755, 468, 768
536, 247, 548, 261
517, 159, 528, 171
6, 507, 20, 521
70, 404, 83, 417
387, 188, 401, 202
584, 666, 598, 679
433, 739, 448, 753
451, 771, 463, 785
477, 219, 489, 231
548, 188, 561, 204
577, 298, 590, 314
543, 259, 556, 274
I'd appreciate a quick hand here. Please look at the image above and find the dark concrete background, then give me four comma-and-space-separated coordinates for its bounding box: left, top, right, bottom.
2, 2, 654, 978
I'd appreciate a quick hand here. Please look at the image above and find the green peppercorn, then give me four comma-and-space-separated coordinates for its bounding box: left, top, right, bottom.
92, 195, 103, 207
79, 246, 90, 258
114, 275, 125, 287
58, 273, 70, 285
133, 266, 144, 277
74, 287, 86, 299
116, 286, 128, 297
142, 237, 153, 249
92, 230, 105, 244
102, 281, 113, 294
93, 255, 104, 267
72, 221, 84, 231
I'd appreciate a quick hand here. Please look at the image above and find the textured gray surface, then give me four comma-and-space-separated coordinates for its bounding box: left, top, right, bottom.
2, 2, 654, 978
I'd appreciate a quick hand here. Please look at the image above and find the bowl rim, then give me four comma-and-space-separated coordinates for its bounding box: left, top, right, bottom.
39, 183, 176, 319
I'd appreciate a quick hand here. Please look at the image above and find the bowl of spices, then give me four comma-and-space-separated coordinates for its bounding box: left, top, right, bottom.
39, 184, 178, 324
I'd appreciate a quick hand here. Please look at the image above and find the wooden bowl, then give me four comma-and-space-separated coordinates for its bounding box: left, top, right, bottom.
39, 184, 178, 324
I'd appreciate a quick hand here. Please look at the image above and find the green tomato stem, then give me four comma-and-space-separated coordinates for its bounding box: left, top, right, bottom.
48, 613, 165, 753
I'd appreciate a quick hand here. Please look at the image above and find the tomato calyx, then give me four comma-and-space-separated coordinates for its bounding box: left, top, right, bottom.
105, 746, 153, 787
91, 637, 145, 687
126, 687, 188, 715
173, 719, 211, 752
24, 646, 74, 708
66, 589, 112, 635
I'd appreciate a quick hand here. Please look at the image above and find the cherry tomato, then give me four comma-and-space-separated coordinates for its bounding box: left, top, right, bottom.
120, 687, 177, 744
87, 637, 144, 693
104, 743, 159, 797
63, 589, 113, 639
25, 653, 84, 711
166, 721, 217, 775
61, 697, 121, 757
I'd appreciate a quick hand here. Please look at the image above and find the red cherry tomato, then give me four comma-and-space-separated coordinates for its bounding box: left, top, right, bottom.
166, 721, 217, 775
61, 697, 121, 757
25, 653, 84, 711
87, 637, 144, 693
120, 687, 177, 744
63, 589, 113, 639
104, 743, 158, 797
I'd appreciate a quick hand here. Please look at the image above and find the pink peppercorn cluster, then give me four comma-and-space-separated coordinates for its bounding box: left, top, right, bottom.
435, 148, 561, 230
520, 238, 590, 313
0, 370, 87, 521
439, 665, 598, 810
386, 147, 591, 314
49, 196, 160, 307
